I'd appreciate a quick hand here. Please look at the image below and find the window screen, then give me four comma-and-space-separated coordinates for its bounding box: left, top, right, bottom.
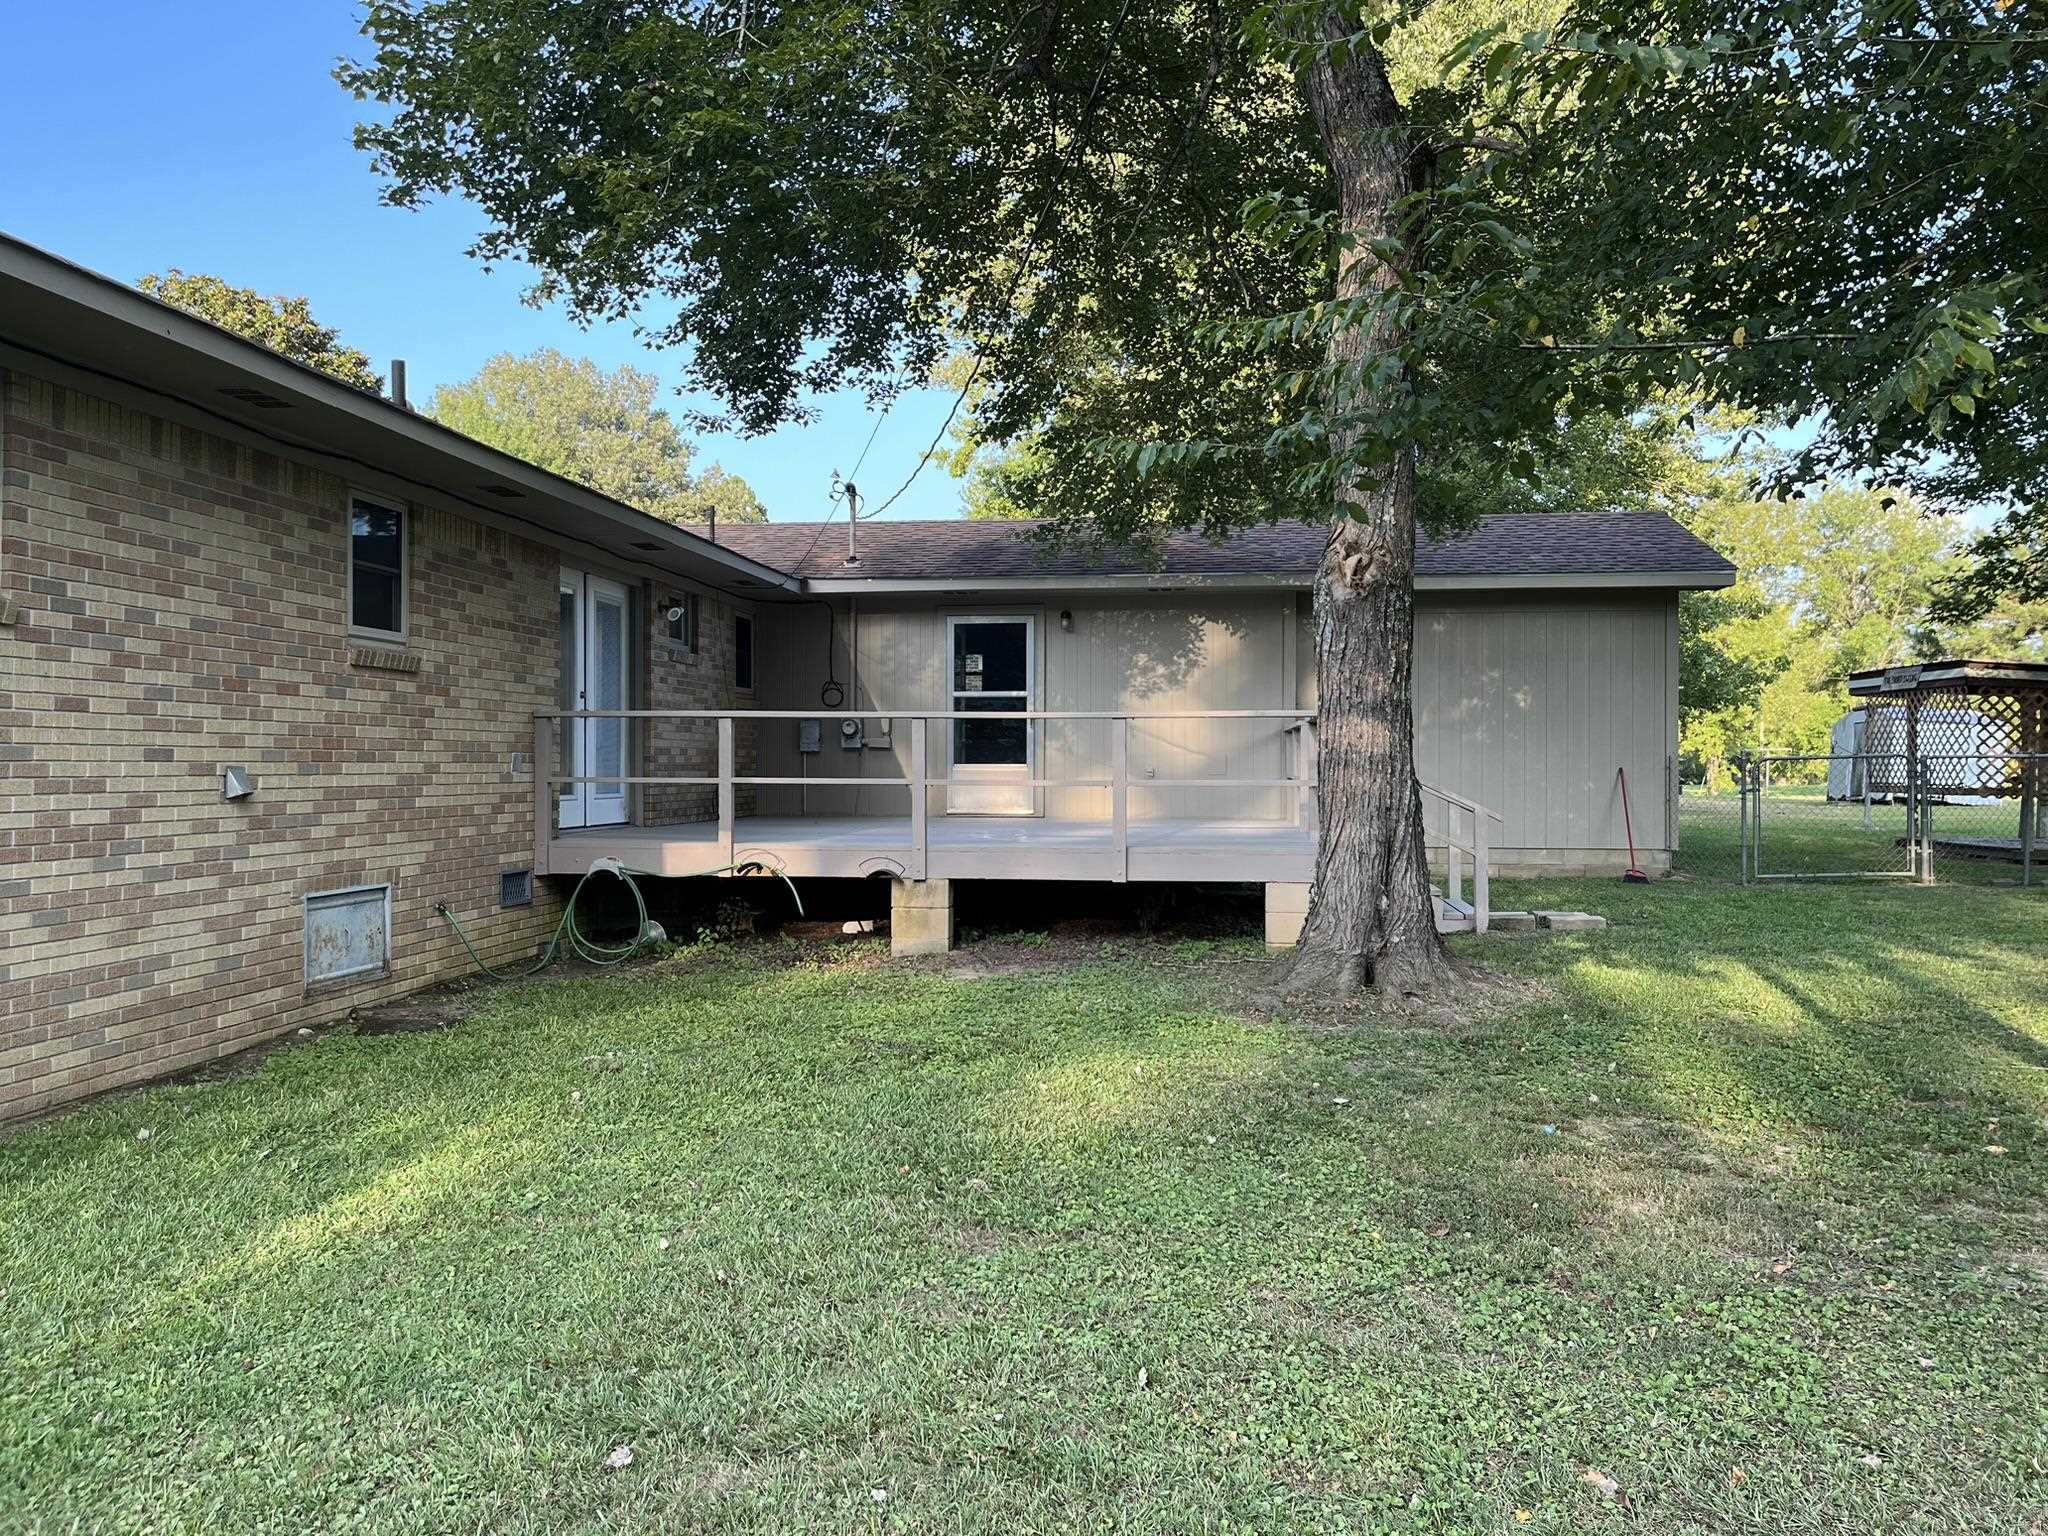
350, 498, 405, 636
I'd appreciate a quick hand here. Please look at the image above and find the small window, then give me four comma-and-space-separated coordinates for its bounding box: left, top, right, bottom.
305, 885, 390, 986
665, 593, 699, 652
733, 613, 754, 691
349, 495, 406, 638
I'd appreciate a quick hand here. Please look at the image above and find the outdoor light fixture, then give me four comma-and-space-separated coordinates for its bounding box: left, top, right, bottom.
1059, 608, 1074, 632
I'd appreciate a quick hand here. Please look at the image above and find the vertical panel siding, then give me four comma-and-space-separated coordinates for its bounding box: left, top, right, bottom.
1410, 597, 1673, 856
756, 594, 1301, 821
753, 588, 1676, 856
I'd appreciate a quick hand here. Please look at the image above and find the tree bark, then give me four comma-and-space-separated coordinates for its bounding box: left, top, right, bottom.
1274, 11, 1453, 999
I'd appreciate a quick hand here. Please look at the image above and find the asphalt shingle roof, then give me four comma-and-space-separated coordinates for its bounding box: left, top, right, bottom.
695, 513, 1734, 585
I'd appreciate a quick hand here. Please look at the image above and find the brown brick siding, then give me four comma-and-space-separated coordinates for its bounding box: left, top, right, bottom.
644, 590, 757, 826
0, 367, 722, 1123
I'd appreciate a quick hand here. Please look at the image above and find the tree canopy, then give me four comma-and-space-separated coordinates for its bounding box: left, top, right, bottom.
339, 0, 2043, 994
138, 270, 382, 393
429, 349, 764, 524
1470, 0, 2045, 615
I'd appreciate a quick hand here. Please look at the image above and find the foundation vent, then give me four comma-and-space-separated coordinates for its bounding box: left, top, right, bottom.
305, 885, 391, 986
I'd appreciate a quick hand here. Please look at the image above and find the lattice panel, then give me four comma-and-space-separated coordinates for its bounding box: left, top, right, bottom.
1861, 689, 2044, 796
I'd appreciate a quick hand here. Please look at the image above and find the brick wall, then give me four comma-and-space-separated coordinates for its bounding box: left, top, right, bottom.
0, 368, 593, 1122
644, 592, 758, 825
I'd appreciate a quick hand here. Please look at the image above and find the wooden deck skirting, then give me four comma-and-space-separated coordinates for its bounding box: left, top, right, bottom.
535, 710, 1497, 931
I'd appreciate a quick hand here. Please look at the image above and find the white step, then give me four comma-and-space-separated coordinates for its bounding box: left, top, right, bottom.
1435, 893, 1476, 934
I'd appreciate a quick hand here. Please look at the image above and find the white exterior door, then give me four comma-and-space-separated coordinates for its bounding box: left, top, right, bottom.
557, 570, 630, 829
946, 615, 1036, 816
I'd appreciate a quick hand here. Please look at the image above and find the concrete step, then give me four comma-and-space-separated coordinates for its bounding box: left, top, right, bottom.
1435, 893, 1476, 934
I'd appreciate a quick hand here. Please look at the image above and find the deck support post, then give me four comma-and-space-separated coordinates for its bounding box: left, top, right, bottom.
910, 717, 928, 880
1112, 716, 1129, 883
1297, 719, 1320, 838
890, 877, 954, 956
533, 715, 552, 874
1265, 882, 1311, 952
717, 717, 735, 868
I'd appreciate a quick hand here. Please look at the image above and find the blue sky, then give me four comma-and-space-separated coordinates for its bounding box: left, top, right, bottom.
0, 2, 963, 521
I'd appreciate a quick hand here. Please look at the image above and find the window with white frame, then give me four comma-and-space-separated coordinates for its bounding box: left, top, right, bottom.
349, 495, 406, 638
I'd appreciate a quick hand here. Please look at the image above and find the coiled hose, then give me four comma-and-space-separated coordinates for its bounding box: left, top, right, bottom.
433, 858, 801, 982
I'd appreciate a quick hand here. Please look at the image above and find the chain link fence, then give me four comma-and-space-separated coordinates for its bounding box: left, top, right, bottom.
1674, 754, 2045, 886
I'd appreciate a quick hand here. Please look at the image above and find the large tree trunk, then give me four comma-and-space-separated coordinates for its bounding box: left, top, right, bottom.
1274, 13, 1453, 999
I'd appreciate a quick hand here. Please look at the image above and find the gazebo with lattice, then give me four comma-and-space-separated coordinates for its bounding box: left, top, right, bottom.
1847, 659, 2048, 875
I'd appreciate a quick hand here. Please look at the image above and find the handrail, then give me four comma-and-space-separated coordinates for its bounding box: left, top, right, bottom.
536, 707, 1319, 891
536, 708, 1314, 721
1420, 780, 1506, 823
533, 708, 1495, 931
1418, 781, 1494, 934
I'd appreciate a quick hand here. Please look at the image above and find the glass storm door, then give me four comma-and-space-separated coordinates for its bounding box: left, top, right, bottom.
557, 571, 630, 829
946, 615, 1035, 815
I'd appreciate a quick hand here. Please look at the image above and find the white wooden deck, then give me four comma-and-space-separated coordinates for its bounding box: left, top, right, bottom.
547, 815, 1317, 884
533, 709, 1496, 930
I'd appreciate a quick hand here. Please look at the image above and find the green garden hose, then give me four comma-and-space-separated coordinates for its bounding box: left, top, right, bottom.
433, 857, 802, 982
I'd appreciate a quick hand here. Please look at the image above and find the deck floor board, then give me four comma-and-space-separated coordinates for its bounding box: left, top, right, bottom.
547, 815, 1315, 882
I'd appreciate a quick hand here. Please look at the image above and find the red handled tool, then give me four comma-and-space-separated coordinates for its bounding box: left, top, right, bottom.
1616, 766, 1650, 883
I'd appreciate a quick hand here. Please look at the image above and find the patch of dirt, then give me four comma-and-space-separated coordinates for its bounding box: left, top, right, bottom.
940, 1223, 1054, 1257
2002, 1249, 2048, 1284
159, 977, 486, 1083
1234, 960, 1558, 1036
350, 993, 475, 1036
947, 1225, 1007, 1257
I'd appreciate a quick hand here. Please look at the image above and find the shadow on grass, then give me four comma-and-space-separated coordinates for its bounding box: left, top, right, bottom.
4, 910, 2046, 1533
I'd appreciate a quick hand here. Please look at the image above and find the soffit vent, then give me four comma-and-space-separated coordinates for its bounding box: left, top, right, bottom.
218, 385, 295, 410
630, 540, 663, 551
477, 482, 525, 499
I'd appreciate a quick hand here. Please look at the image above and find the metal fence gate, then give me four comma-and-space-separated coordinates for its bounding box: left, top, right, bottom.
1675, 753, 2044, 885
1746, 755, 1921, 881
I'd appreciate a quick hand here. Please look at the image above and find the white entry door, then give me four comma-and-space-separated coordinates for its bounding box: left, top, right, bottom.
557, 570, 631, 829
946, 615, 1036, 816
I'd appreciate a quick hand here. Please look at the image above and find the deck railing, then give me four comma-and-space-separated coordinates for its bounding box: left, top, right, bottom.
1420, 783, 1502, 934
533, 709, 1494, 927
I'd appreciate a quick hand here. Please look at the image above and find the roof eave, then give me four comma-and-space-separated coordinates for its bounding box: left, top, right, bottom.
0, 232, 801, 594
797, 567, 1736, 595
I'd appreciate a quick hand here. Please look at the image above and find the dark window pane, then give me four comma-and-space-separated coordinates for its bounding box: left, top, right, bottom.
954, 621, 1027, 693
954, 696, 1027, 764
351, 564, 401, 635
350, 500, 403, 633
734, 614, 753, 690
351, 503, 401, 572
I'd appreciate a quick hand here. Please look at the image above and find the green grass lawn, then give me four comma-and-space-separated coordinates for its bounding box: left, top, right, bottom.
4, 877, 2045, 1534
